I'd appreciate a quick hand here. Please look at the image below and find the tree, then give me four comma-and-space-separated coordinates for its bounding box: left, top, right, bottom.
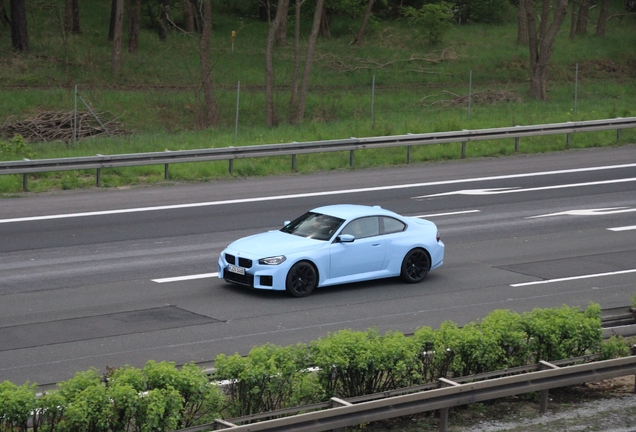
521, 0, 569, 100
352, 0, 375, 45
0, 0, 9, 27
111, 0, 124, 73
64, 0, 80, 34
128, 0, 141, 53
516, 0, 528, 44
199, 0, 219, 127
265, 0, 290, 127
291, 0, 325, 124
596, 0, 611, 37
10, 0, 28, 51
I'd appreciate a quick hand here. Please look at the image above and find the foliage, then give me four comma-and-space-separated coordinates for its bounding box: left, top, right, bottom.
0, 304, 629, 428
520, 303, 603, 363
402, 2, 454, 45
213, 343, 321, 417
457, 0, 512, 24
600, 335, 630, 360
0, 135, 36, 161
0, 381, 36, 432
309, 328, 419, 398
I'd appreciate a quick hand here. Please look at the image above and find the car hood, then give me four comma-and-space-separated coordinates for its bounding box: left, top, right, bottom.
226, 230, 325, 258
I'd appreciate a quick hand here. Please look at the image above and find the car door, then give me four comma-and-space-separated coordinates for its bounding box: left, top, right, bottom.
329, 217, 387, 279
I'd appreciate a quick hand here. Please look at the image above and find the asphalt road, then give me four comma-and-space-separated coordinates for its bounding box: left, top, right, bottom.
1, 145, 635, 388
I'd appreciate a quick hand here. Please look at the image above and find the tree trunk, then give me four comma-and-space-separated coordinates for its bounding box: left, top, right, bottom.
289, 0, 301, 121
0, 0, 10, 27
199, 0, 219, 127
64, 0, 73, 33
352, 0, 374, 45
569, 0, 577, 38
522, 0, 569, 100
159, 0, 170, 40
596, 0, 610, 37
108, 0, 116, 41
71, 0, 80, 33
292, 0, 324, 124
128, 0, 141, 53
517, 1, 528, 44
319, 8, 330, 38
575, 0, 589, 34
183, 0, 195, 32
276, 0, 289, 46
10, 0, 28, 51
111, 0, 124, 73
265, 0, 290, 127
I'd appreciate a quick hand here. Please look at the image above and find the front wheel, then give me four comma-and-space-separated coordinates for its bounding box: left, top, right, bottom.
286, 261, 318, 297
400, 248, 430, 283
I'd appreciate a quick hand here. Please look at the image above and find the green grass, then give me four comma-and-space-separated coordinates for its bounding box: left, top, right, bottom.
0, 2, 635, 193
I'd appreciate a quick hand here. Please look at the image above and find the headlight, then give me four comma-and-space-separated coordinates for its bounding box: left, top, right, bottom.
259, 255, 286, 265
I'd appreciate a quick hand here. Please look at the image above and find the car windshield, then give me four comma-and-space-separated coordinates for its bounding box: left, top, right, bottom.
281, 211, 345, 241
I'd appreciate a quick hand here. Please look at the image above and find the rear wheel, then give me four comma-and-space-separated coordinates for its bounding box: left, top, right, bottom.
286, 261, 318, 297
400, 248, 430, 283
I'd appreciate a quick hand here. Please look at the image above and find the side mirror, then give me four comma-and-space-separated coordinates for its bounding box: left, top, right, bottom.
337, 234, 355, 243
284, 220, 290, 227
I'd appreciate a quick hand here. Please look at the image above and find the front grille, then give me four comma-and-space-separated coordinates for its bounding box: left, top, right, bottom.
224, 254, 252, 269
224, 271, 254, 287
238, 257, 253, 268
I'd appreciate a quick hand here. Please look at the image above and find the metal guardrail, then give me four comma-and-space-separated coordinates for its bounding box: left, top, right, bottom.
180, 355, 636, 432
1, 117, 635, 191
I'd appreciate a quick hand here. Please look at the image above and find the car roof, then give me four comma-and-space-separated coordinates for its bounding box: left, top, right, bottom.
310, 204, 400, 220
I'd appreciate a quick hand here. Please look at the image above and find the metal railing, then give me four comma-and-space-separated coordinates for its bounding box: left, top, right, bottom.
179, 355, 636, 432
1, 117, 635, 191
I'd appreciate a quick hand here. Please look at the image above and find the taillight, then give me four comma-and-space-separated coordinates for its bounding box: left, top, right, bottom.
436, 231, 441, 242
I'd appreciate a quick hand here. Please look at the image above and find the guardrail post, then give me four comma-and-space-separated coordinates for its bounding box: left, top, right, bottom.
229, 159, 233, 174
292, 154, 296, 172
566, 133, 571, 149
461, 141, 466, 159
164, 164, 169, 180
22, 173, 28, 191
407, 146, 411, 164
350, 150, 354, 167
617, 129, 622, 141
96, 168, 101, 186
515, 137, 520, 153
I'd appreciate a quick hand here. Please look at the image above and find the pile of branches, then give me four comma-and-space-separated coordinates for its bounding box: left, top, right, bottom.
0, 110, 129, 143
431, 89, 524, 107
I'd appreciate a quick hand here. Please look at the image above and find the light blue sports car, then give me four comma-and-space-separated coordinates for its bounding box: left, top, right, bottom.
218, 204, 444, 297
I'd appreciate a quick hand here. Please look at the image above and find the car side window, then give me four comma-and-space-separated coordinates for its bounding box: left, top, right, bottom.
381, 216, 406, 234
341, 217, 379, 239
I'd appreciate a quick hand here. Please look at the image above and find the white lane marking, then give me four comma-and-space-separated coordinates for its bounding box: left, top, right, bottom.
608, 225, 636, 231
415, 210, 480, 218
152, 272, 218, 283
414, 177, 636, 198
510, 269, 636, 287
528, 207, 636, 218
2, 163, 636, 224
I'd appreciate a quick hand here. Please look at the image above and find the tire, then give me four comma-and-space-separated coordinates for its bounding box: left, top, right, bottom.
400, 248, 430, 283
286, 261, 318, 297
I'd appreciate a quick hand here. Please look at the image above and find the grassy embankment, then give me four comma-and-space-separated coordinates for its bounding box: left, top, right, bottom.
0, 2, 635, 193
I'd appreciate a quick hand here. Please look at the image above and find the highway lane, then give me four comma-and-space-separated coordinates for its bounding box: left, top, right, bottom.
0, 144, 635, 387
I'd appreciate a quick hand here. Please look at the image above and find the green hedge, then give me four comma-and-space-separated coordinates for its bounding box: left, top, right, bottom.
1, 304, 630, 432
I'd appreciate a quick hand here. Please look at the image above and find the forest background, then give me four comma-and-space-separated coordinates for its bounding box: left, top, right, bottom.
0, 0, 635, 193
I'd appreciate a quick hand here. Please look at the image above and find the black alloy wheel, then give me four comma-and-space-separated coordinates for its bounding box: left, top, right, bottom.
286, 261, 318, 297
400, 248, 430, 283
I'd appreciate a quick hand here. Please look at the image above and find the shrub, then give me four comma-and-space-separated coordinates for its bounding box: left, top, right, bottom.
309, 328, 418, 398
402, 2, 454, 45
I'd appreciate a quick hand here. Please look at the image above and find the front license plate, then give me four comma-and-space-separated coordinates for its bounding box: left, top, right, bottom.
228, 265, 245, 275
